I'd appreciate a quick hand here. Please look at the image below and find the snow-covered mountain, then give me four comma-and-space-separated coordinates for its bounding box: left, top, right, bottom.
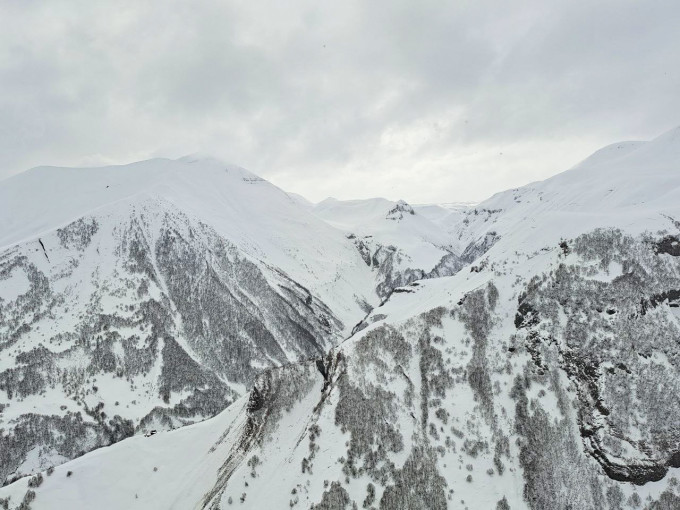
312, 198, 487, 300
2, 127, 680, 510
0, 157, 384, 485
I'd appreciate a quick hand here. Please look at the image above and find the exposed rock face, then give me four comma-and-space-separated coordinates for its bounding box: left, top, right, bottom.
349, 230, 498, 300
516, 229, 680, 486
0, 198, 342, 485
385, 200, 415, 221
654, 235, 680, 257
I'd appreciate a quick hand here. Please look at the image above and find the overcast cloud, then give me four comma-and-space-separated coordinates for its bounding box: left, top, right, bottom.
1, 0, 678, 203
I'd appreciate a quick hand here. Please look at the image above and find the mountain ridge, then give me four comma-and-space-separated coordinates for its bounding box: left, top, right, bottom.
1, 126, 680, 509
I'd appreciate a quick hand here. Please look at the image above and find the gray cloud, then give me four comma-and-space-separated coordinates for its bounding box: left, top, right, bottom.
1, 0, 678, 203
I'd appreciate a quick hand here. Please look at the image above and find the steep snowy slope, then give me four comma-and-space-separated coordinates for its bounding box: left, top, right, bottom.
5, 126, 679, 510
452, 127, 680, 255
0, 158, 378, 485
0, 157, 376, 326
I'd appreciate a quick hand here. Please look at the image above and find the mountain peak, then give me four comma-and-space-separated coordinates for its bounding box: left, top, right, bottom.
0, 157, 274, 250
385, 199, 415, 220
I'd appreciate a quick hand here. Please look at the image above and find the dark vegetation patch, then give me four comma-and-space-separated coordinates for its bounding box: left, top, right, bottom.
311, 482, 352, 510
516, 228, 680, 487
379, 447, 447, 510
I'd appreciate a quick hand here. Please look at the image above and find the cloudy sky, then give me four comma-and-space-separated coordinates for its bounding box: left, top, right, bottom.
1, 0, 678, 203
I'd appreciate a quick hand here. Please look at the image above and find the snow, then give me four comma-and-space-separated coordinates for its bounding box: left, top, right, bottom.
286, 192, 315, 210
0, 156, 378, 332
313, 197, 462, 272
0, 265, 30, 302
0, 398, 248, 510
1, 126, 680, 509
454, 126, 680, 261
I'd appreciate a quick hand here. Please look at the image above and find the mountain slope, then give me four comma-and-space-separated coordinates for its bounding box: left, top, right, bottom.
0, 157, 377, 327
0, 158, 379, 485
4, 229, 679, 510
452, 127, 680, 254
3, 127, 679, 509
